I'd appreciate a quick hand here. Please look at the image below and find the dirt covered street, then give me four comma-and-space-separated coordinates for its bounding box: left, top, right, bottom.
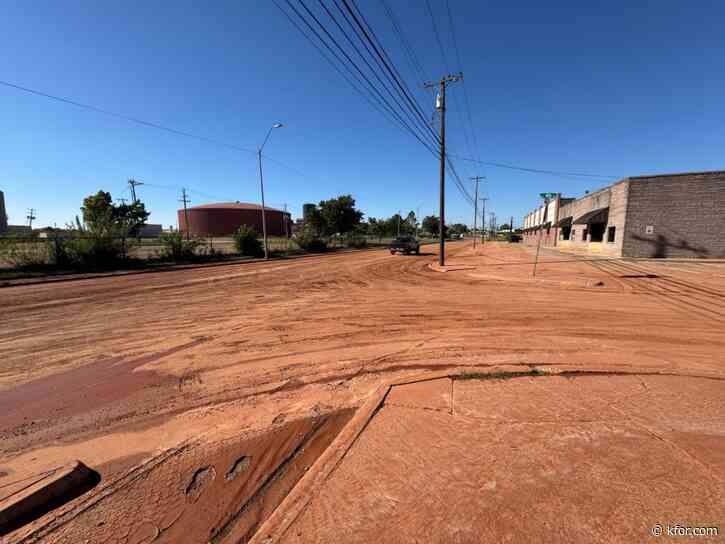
2, 242, 725, 542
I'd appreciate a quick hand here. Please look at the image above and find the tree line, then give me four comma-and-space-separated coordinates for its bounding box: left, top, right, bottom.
301, 195, 469, 239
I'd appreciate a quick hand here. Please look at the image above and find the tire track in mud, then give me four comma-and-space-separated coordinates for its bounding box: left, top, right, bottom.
588, 259, 725, 322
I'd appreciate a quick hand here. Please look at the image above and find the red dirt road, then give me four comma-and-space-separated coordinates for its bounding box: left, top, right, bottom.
1, 242, 725, 541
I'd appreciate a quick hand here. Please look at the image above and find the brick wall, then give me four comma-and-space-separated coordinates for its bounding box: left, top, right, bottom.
622, 171, 725, 258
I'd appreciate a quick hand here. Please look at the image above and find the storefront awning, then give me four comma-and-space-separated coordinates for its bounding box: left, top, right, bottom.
573, 207, 609, 225
556, 216, 572, 228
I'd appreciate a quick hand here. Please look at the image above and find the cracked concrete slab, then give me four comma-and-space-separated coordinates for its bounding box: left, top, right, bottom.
282, 373, 725, 544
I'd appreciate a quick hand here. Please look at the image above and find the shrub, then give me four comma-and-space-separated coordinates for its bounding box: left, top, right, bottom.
295, 233, 328, 253
159, 232, 203, 261
345, 235, 368, 249
63, 236, 125, 268
0, 238, 49, 268
232, 226, 263, 257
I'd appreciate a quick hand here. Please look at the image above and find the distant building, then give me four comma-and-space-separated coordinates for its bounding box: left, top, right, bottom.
0, 190, 7, 233
35, 227, 71, 239
178, 202, 291, 237
136, 223, 163, 238
4, 225, 32, 236
522, 170, 725, 258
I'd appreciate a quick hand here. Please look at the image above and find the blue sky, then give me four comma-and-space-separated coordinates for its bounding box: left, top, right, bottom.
2, 1, 724, 229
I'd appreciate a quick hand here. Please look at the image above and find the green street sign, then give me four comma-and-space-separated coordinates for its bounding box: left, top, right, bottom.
540, 192, 557, 200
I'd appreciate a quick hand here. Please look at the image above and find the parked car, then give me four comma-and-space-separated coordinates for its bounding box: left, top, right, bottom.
389, 235, 420, 255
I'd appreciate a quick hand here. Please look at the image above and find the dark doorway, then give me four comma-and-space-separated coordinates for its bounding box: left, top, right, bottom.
589, 223, 605, 242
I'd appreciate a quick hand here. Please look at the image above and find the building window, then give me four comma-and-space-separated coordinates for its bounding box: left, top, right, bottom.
607, 226, 616, 243
561, 226, 571, 240
582, 228, 588, 241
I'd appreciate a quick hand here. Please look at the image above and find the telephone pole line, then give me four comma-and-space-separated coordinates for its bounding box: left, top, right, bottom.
128, 179, 144, 204
283, 203, 289, 239
470, 176, 485, 249
480, 198, 488, 245
179, 188, 191, 241
26, 208, 36, 229
416, 206, 420, 239
424, 73, 463, 267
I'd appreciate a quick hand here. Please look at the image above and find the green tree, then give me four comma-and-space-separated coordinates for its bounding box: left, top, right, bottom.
305, 206, 325, 236
405, 211, 417, 235
448, 223, 469, 236
366, 218, 387, 241
114, 202, 150, 237
76, 191, 150, 264
80, 191, 149, 237
81, 191, 115, 235
422, 215, 439, 237
317, 195, 363, 236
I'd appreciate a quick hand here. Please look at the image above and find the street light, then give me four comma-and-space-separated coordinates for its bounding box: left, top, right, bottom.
258, 123, 284, 259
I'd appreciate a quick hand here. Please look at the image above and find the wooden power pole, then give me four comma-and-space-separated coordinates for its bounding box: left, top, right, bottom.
26, 208, 36, 229
179, 188, 191, 241
480, 198, 488, 245
128, 179, 144, 204
470, 176, 485, 249
425, 73, 463, 267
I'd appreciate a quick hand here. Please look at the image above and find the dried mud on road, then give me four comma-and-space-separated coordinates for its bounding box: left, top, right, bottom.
2, 242, 725, 542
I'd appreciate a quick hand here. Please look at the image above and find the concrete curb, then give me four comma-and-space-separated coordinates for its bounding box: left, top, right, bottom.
0, 461, 100, 537
248, 368, 471, 544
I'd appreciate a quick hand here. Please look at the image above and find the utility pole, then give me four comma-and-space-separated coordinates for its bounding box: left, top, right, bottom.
416, 206, 420, 239
258, 123, 284, 260
397, 210, 401, 237
179, 188, 191, 241
425, 73, 463, 266
26, 208, 36, 229
283, 203, 290, 252
283, 203, 289, 238
470, 176, 485, 249
480, 197, 488, 245
128, 179, 144, 203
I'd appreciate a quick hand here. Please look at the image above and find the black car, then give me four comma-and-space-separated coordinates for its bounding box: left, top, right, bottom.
389, 236, 420, 255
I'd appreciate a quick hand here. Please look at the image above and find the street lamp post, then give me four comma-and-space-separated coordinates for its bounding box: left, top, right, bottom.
258, 123, 284, 259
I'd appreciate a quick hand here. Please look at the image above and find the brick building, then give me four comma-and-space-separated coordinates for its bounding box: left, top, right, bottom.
521, 170, 725, 258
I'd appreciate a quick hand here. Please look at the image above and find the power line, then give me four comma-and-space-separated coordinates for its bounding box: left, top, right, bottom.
445, 0, 483, 174
420, 0, 478, 205
0, 80, 256, 155
344, 0, 443, 146
425, 0, 450, 72
320, 0, 437, 148
449, 154, 620, 180
379, 0, 431, 91
280, 0, 438, 155
0, 79, 311, 179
